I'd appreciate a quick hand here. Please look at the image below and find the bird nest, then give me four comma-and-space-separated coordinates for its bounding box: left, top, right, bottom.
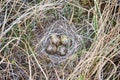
36, 20, 81, 64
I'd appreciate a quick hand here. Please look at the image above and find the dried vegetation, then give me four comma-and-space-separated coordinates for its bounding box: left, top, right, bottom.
0, 0, 120, 80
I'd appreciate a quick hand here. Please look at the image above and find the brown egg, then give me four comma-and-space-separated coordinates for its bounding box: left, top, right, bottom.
46, 44, 57, 55
50, 33, 60, 46
57, 46, 67, 56
60, 35, 72, 47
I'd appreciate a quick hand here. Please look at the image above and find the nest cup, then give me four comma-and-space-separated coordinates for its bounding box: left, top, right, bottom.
37, 20, 81, 63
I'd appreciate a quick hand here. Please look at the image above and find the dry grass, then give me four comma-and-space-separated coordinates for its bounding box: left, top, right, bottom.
0, 0, 120, 80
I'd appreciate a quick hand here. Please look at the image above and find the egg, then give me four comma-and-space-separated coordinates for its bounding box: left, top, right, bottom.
50, 33, 60, 46
60, 35, 72, 47
46, 44, 57, 55
57, 45, 67, 56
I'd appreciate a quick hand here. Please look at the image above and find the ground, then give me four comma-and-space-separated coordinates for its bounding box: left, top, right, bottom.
0, 0, 120, 80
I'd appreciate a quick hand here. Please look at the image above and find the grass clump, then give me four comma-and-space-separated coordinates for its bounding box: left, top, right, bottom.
0, 0, 119, 80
